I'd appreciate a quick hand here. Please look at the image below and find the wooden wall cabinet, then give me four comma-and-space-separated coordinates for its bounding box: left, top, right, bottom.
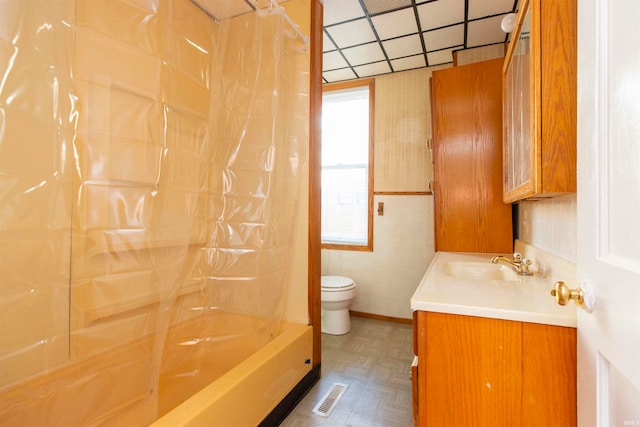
413, 311, 576, 426
431, 59, 513, 253
502, 0, 577, 203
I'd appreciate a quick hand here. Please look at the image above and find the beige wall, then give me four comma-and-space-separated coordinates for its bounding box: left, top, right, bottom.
323, 65, 450, 319
322, 194, 434, 319
374, 65, 448, 192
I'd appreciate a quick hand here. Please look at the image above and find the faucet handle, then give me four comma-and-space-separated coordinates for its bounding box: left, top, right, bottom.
520, 258, 533, 275
513, 252, 523, 263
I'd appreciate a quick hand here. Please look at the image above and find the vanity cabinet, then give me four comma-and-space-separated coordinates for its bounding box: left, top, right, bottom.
431, 59, 512, 253
412, 311, 576, 426
502, 0, 577, 202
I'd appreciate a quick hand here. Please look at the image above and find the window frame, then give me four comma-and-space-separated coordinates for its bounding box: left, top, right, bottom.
320, 78, 375, 252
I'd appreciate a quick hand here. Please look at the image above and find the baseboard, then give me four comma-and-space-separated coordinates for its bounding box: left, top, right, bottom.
350, 310, 413, 325
259, 363, 321, 427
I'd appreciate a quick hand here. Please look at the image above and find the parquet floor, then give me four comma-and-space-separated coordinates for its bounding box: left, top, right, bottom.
281, 316, 414, 427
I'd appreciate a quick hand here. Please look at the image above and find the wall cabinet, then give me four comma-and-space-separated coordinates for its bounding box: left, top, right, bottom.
412, 311, 576, 426
431, 59, 512, 253
502, 0, 577, 202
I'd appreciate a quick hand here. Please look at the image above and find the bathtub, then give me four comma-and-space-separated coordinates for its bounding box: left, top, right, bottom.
153, 321, 314, 426
0, 313, 314, 426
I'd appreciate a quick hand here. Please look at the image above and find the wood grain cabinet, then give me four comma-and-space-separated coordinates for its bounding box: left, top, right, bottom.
431, 59, 513, 253
412, 311, 576, 427
502, 0, 577, 202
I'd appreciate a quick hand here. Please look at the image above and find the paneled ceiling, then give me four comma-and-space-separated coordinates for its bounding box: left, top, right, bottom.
322, 0, 518, 83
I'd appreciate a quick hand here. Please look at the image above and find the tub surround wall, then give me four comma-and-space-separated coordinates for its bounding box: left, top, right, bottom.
0, 0, 312, 424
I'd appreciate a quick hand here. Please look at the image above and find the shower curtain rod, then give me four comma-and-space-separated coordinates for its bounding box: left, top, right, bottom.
267, 0, 310, 49
191, 0, 310, 49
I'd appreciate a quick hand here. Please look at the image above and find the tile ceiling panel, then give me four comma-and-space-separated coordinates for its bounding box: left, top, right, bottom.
391, 55, 427, 72
324, 68, 359, 83
321, 0, 516, 83
467, 15, 510, 48
354, 61, 392, 78
323, 0, 365, 26
371, 9, 418, 40
326, 18, 377, 48
423, 24, 464, 52
362, 0, 412, 15
342, 42, 386, 66
383, 34, 424, 60
417, 0, 464, 30
323, 51, 349, 70
323, 33, 337, 52
468, 0, 516, 20
427, 47, 460, 66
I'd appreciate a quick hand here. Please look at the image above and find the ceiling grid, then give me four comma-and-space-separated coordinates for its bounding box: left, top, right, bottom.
322, 0, 518, 83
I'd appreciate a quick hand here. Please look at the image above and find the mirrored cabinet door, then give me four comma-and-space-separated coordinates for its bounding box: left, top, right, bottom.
502, 0, 576, 203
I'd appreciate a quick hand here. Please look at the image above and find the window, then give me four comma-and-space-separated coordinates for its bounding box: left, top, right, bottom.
321, 79, 374, 251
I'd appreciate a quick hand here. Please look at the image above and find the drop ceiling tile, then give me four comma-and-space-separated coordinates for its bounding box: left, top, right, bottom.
423, 24, 464, 51
323, 0, 365, 26
371, 9, 418, 40
362, 0, 412, 15
324, 68, 359, 83
467, 15, 508, 48
323, 51, 349, 71
427, 47, 459, 66
353, 61, 392, 78
342, 42, 386, 66
382, 34, 423, 59
326, 18, 377, 48
417, 0, 464, 31
468, 0, 515, 20
323, 33, 337, 52
391, 54, 426, 72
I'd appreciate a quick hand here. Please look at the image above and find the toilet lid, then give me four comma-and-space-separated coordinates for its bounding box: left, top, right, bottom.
321, 276, 355, 291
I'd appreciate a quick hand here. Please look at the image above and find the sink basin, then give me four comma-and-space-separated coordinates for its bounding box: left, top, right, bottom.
440, 261, 518, 281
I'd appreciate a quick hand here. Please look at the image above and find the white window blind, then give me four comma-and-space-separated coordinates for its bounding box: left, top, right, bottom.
321, 85, 370, 246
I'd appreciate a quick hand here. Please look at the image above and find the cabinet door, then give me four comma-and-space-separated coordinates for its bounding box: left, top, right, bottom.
502, 0, 577, 202
432, 59, 513, 253
421, 312, 522, 426
503, 2, 534, 200
521, 323, 577, 426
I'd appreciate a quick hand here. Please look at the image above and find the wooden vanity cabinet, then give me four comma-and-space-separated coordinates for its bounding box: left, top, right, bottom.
431, 59, 513, 253
412, 311, 576, 426
502, 0, 577, 202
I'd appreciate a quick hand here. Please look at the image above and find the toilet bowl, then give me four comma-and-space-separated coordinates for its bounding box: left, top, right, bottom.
321, 276, 356, 335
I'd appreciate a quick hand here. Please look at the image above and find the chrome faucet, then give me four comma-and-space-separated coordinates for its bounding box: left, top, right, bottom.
490, 252, 533, 276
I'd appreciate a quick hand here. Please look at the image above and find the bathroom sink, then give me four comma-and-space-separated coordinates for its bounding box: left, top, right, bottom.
440, 261, 518, 281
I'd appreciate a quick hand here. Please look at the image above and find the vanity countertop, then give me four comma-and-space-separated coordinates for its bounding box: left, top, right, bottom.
410, 251, 577, 327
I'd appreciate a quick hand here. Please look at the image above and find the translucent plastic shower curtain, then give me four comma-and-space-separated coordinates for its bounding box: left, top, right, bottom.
0, 0, 308, 424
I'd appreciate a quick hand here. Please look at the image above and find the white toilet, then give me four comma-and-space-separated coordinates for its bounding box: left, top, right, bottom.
321, 276, 356, 335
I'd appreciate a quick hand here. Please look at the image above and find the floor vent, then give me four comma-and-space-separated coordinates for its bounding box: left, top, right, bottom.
312, 383, 348, 417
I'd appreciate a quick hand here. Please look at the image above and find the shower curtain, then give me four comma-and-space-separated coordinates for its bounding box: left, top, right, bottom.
0, 0, 309, 424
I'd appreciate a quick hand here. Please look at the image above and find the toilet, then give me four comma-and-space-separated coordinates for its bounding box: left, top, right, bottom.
321, 276, 356, 335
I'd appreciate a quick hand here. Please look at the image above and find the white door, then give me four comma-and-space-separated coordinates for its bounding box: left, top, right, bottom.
577, 0, 640, 425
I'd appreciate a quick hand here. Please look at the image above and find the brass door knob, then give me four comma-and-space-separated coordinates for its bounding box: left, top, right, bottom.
550, 281, 584, 306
